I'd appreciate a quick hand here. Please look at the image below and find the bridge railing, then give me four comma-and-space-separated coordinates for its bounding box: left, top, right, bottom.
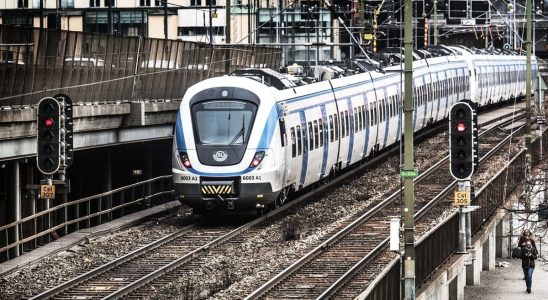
0, 175, 175, 262
0, 25, 282, 107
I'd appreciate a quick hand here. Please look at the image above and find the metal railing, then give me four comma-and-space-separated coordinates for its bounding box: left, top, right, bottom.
0, 25, 282, 107
363, 127, 547, 299
0, 175, 174, 260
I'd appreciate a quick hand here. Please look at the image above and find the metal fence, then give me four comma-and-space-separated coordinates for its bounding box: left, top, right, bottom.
0, 25, 282, 107
0, 175, 174, 262
365, 128, 547, 299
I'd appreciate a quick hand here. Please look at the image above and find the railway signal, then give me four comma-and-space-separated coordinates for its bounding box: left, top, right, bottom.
54, 94, 74, 168
37, 97, 62, 174
449, 101, 478, 180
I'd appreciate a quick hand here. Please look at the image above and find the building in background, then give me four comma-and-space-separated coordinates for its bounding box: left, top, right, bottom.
0, 0, 546, 60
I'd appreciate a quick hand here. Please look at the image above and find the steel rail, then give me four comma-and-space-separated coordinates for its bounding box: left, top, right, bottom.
317, 123, 527, 299
30, 223, 200, 300
103, 136, 412, 299
32, 105, 527, 299
246, 110, 527, 300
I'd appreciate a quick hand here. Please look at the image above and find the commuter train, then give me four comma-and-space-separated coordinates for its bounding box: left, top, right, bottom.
172, 46, 539, 213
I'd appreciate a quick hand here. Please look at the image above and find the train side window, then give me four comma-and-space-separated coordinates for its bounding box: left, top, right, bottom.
296, 125, 302, 155
290, 127, 296, 158
319, 118, 324, 146
329, 115, 334, 142
279, 119, 286, 147
308, 122, 314, 150
313, 120, 319, 149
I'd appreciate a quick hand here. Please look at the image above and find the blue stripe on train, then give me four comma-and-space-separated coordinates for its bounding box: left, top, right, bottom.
299, 111, 308, 187
320, 105, 329, 177
363, 94, 370, 157
382, 88, 389, 147
175, 111, 186, 151
346, 98, 354, 164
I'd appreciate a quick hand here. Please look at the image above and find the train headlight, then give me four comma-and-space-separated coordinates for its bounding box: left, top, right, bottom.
180, 152, 192, 168
249, 151, 265, 168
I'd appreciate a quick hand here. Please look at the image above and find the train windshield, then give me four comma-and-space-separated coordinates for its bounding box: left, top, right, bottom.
192, 100, 257, 146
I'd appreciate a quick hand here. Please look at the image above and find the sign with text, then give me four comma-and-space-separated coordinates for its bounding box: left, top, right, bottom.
454, 191, 470, 206
40, 184, 56, 199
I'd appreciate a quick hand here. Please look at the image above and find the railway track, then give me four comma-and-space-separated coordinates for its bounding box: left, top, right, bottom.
31, 106, 526, 300
244, 112, 526, 299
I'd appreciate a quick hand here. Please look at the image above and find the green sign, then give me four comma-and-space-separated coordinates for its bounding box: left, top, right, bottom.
400, 170, 418, 178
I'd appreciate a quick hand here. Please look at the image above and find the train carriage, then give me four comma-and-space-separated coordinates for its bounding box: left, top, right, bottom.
173, 48, 538, 214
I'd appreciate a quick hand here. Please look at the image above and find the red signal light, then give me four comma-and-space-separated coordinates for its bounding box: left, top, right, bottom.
44, 117, 54, 127
456, 122, 466, 132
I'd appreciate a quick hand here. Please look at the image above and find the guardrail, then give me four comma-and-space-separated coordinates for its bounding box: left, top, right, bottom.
0, 25, 282, 107
0, 175, 174, 260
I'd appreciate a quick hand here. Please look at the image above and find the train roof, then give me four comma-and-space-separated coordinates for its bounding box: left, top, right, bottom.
229, 46, 530, 91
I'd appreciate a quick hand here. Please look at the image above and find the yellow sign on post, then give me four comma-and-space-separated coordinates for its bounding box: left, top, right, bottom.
40, 184, 56, 200
364, 33, 373, 40
454, 191, 470, 206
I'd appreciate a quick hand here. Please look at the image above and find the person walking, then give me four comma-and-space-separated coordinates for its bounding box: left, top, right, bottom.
519, 229, 538, 293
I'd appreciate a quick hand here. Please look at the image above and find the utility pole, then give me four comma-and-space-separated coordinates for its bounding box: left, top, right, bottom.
40, 0, 44, 29
209, 0, 214, 44
525, 0, 533, 210
164, 0, 168, 40
225, 0, 231, 72
248, 0, 251, 44
360, 0, 365, 48
526, 0, 532, 152
433, 0, 438, 45
108, 0, 113, 34
403, 0, 415, 296
485, 2, 491, 48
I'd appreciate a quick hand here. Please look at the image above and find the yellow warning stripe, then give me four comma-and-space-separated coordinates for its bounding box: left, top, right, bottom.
201, 185, 233, 194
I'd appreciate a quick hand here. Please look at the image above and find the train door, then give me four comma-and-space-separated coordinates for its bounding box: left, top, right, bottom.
436, 71, 448, 122
414, 75, 426, 131
385, 84, 400, 147
363, 91, 376, 157
488, 65, 494, 103
366, 91, 379, 154
495, 65, 502, 102
511, 65, 517, 98
350, 95, 365, 165
422, 71, 434, 128
336, 100, 350, 167
285, 112, 303, 190
374, 88, 388, 151
504, 65, 510, 100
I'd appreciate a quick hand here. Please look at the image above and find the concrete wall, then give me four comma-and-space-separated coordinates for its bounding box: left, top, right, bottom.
0, 101, 179, 162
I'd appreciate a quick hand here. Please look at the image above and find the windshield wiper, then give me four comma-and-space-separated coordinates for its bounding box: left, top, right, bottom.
229, 117, 246, 146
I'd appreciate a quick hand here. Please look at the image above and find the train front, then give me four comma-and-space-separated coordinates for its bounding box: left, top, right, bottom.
172, 76, 284, 213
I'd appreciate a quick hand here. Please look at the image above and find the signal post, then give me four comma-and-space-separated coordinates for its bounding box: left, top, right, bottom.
34, 94, 74, 237
449, 101, 479, 253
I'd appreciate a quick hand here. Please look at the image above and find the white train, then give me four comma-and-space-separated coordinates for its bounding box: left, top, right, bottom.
172, 47, 538, 213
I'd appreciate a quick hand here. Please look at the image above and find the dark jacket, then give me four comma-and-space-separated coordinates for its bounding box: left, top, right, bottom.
521, 244, 538, 268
